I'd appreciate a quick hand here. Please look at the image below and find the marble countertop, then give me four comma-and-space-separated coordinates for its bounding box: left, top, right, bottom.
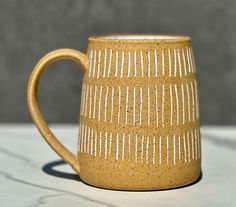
0, 124, 236, 207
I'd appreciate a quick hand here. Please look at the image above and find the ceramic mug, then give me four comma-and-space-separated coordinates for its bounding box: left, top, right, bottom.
27, 35, 201, 190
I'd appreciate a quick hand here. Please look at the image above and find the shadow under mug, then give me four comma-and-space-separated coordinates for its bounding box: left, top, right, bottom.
27, 34, 201, 190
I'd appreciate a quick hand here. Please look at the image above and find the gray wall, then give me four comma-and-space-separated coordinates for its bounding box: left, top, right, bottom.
1, 0, 236, 124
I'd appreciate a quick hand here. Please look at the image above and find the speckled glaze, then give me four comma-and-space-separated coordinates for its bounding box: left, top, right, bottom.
28, 35, 201, 191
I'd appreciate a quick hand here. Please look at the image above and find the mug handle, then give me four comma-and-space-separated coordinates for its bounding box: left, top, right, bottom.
27, 49, 88, 174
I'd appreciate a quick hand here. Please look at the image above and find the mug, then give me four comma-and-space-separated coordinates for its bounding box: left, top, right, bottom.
27, 34, 201, 190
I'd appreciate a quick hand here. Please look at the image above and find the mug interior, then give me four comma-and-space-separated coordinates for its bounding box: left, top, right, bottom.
89, 34, 190, 42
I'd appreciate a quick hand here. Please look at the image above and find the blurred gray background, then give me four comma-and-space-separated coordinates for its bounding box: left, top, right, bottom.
1, 0, 236, 124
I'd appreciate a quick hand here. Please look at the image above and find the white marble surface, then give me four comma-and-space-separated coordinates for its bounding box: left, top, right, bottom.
0, 124, 236, 207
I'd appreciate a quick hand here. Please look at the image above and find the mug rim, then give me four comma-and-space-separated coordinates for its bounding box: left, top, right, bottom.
89, 34, 191, 42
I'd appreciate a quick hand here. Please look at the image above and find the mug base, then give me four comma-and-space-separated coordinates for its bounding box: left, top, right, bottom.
80, 170, 201, 191
78, 156, 201, 191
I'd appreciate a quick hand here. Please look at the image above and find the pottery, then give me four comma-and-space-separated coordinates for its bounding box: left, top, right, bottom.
27, 34, 201, 190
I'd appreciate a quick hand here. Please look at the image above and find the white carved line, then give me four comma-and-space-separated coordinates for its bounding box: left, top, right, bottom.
191, 47, 196, 72
116, 133, 119, 160
115, 51, 119, 77
181, 84, 185, 125
83, 83, 87, 117
196, 129, 199, 159
110, 86, 114, 123
159, 136, 162, 164
104, 86, 109, 122
120, 51, 125, 78
118, 86, 121, 125
133, 87, 136, 125
193, 128, 198, 160
152, 136, 156, 164
178, 134, 181, 161
196, 129, 200, 160
109, 132, 112, 156
93, 85, 97, 119
83, 83, 87, 116
188, 47, 194, 73
88, 128, 92, 155
103, 49, 107, 78
168, 49, 172, 77
78, 125, 81, 153
81, 124, 84, 153
84, 84, 89, 117
173, 134, 176, 165
80, 124, 85, 153
182, 47, 187, 76
78, 124, 82, 153
79, 124, 82, 153
88, 84, 92, 118
81, 125, 84, 153
94, 130, 97, 157
147, 51, 151, 78
174, 84, 179, 125
87, 127, 90, 153
154, 50, 158, 77
84, 125, 87, 153
88, 50, 93, 77
99, 131, 102, 158
127, 51, 131, 78
190, 81, 195, 122
186, 47, 191, 73
170, 84, 173, 126
191, 130, 195, 160
107, 49, 113, 77
147, 86, 150, 127
96, 49, 101, 79
125, 86, 129, 125
146, 137, 149, 164
135, 134, 138, 163
122, 133, 125, 161
177, 49, 182, 77
134, 51, 137, 77
98, 85, 103, 121
183, 133, 187, 162
139, 87, 143, 126
90, 128, 94, 155
80, 83, 85, 116
166, 135, 169, 165
162, 49, 165, 76
174, 49, 177, 76
92, 50, 96, 77
194, 80, 200, 119
141, 135, 144, 163
162, 84, 165, 127
104, 131, 108, 159
155, 85, 159, 127
194, 129, 200, 159
187, 47, 193, 73
187, 131, 191, 162
197, 129, 201, 158
199, 129, 201, 158
83, 125, 86, 153
186, 83, 191, 123
128, 134, 131, 161
140, 50, 144, 77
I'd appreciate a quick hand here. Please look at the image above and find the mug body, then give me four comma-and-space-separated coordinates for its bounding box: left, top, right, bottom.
77, 35, 201, 190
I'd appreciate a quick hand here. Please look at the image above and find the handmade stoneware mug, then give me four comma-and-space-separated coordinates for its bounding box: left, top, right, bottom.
27, 34, 201, 190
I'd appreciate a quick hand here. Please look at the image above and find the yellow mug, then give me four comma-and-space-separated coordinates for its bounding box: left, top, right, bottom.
27, 35, 201, 190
